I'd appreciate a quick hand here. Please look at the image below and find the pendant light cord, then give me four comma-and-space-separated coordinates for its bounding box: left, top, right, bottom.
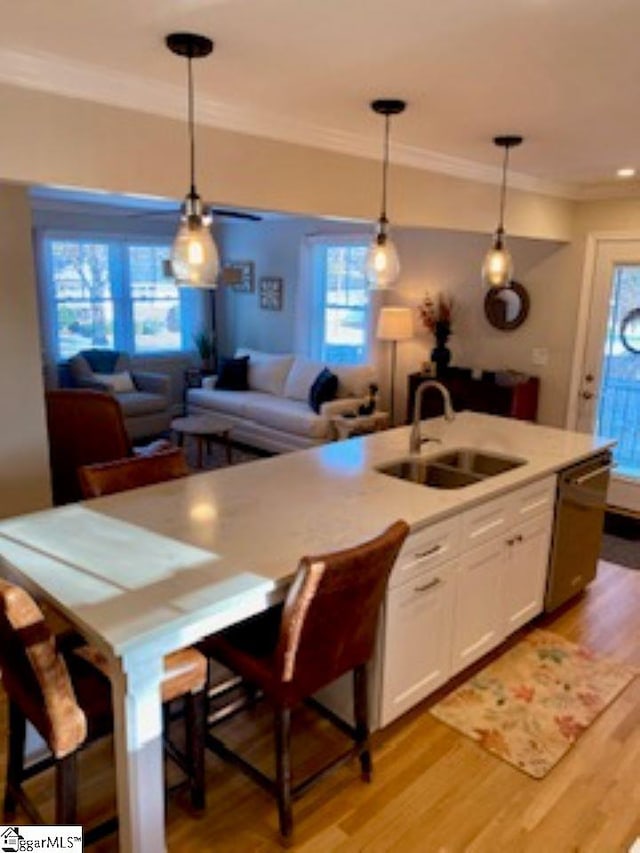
497, 144, 510, 233
188, 54, 196, 197
380, 113, 390, 221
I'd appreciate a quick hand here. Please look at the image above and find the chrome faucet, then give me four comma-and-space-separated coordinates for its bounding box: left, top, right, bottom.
409, 380, 455, 453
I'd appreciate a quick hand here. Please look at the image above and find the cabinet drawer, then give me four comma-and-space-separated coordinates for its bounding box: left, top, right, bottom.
463, 494, 511, 548
512, 475, 556, 521
391, 516, 461, 588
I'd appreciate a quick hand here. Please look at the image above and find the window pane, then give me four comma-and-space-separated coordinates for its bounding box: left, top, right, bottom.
321, 245, 369, 364
326, 246, 368, 307
56, 301, 115, 359
50, 241, 112, 300
129, 245, 181, 353
48, 239, 114, 358
133, 299, 181, 353
596, 265, 640, 476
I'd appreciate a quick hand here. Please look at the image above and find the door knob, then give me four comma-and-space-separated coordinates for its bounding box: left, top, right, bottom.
581, 391, 594, 400
585, 373, 594, 383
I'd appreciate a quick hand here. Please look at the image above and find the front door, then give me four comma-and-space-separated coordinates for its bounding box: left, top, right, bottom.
574, 239, 640, 513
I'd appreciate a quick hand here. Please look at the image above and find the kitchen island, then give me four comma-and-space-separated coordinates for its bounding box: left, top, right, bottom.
0, 412, 613, 853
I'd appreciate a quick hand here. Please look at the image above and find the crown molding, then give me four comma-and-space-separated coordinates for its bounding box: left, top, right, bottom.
0, 47, 579, 200
573, 181, 640, 201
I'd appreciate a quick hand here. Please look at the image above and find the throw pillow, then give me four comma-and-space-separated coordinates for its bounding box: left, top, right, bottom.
309, 367, 338, 414
216, 355, 250, 391
284, 357, 323, 401
93, 370, 135, 393
82, 349, 121, 374
234, 348, 294, 396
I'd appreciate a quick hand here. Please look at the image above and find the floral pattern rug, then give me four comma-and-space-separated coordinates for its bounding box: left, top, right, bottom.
430, 629, 637, 778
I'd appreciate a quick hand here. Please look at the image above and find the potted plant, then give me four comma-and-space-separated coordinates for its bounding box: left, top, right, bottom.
193, 328, 217, 371
419, 293, 454, 377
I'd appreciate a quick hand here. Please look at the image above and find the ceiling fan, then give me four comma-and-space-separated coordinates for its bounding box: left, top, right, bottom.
125, 204, 262, 222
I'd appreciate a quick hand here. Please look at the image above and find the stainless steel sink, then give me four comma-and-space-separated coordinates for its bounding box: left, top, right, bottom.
376, 448, 525, 489
427, 448, 526, 477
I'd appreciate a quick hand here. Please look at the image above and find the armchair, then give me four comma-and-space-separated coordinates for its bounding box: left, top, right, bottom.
67, 349, 172, 440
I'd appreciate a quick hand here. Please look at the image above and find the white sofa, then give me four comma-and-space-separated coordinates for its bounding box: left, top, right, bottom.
187, 348, 377, 453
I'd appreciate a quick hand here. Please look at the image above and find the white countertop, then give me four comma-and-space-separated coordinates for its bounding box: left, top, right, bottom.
0, 413, 613, 656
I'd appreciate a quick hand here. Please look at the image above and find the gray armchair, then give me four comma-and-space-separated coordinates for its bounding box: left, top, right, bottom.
67, 349, 172, 440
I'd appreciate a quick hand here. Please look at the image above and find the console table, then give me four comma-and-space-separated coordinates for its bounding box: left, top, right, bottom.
407, 367, 539, 423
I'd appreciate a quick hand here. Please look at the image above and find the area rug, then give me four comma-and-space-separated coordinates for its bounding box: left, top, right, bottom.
600, 533, 640, 570
430, 629, 636, 778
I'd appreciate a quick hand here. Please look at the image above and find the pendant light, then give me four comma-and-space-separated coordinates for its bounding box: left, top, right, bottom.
366, 99, 406, 290
482, 135, 523, 289
166, 32, 220, 288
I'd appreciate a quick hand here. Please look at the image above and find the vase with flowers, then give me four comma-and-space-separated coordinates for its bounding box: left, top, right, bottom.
419, 293, 454, 377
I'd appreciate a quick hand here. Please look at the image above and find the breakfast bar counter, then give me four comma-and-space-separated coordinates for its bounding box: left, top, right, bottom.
0, 412, 613, 852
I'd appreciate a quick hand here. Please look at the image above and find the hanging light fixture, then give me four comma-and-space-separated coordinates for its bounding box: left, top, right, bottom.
166, 32, 220, 288
366, 99, 406, 289
482, 134, 523, 289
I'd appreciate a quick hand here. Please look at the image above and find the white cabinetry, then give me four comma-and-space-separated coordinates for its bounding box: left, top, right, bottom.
451, 536, 504, 673
502, 512, 553, 634
381, 474, 556, 726
381, 560, 457, 726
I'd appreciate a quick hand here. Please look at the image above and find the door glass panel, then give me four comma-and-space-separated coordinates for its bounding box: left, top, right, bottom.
595, 264, 640, 477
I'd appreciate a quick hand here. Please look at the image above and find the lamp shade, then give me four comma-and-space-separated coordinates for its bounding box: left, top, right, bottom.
376, 306, 413, 341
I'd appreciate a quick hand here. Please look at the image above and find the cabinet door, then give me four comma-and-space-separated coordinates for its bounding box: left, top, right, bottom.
451, 538, 505, 674
503, 512, 553, 634
380, 562, 455, 727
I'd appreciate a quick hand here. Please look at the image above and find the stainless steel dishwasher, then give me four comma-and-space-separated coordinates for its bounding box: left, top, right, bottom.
544, 451, 612, 612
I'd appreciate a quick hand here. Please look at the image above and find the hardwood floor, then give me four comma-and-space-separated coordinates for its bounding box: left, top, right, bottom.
2, 560, 639, 852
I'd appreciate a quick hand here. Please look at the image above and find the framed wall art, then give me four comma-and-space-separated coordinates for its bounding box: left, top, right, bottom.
259, 276, 284, 311
221, 260, 255, 292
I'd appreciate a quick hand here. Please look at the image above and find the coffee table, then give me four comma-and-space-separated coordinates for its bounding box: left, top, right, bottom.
171, 414, 234, 467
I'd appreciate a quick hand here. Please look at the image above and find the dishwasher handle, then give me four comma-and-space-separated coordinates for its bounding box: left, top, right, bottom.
570, 463, 612, 487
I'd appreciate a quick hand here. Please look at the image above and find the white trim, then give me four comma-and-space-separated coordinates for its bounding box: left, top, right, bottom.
565, 230, 640, 429
0, 47, 576, 200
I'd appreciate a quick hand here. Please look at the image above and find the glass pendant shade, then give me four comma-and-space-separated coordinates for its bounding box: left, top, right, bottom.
171, 211, 220, 287
367, 99, 406, 290
366, 224, 401, 289
481, 232, 513, 289
483, 134, 522, 289
167, 32, 220, 289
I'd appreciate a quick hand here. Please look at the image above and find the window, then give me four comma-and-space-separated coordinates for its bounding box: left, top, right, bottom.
302, 238, 370, 365
41, 234, 201, 360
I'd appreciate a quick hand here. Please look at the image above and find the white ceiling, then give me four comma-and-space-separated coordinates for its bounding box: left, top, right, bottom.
3, 0, 640, 199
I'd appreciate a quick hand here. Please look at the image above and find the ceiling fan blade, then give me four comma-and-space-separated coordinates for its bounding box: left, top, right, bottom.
209, 208, 262, 222
125, 207, 262, 222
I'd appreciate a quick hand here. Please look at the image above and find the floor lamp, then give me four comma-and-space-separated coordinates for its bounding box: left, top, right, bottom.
377, 306, 413, 424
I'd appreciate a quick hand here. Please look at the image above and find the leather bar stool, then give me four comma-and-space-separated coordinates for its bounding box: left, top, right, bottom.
78, 446, 189, 497
0, 580, 206, 842
200, 519, 409, 839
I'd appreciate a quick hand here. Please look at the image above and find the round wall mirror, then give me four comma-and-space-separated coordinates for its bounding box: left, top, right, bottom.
620, 307, 640, 354
484, 280, 530, 331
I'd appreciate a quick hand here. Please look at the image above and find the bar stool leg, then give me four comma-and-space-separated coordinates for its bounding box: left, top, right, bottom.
3, 701, 25, 819
185, 689, 206, 811
354, 665, 371, 782
275, 707, 293, 839
55, 753, 78, 824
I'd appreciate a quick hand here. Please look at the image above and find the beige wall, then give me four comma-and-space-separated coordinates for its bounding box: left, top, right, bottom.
0, 183, 51, 516
0, 82, 574, 241
1, 80, 638, 504
523, 197, 640, 427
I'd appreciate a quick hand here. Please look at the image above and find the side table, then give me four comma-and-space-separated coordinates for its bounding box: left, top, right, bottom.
183, 367, 216, 415
171, 414, 233, 468
331, 411, 390, 441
